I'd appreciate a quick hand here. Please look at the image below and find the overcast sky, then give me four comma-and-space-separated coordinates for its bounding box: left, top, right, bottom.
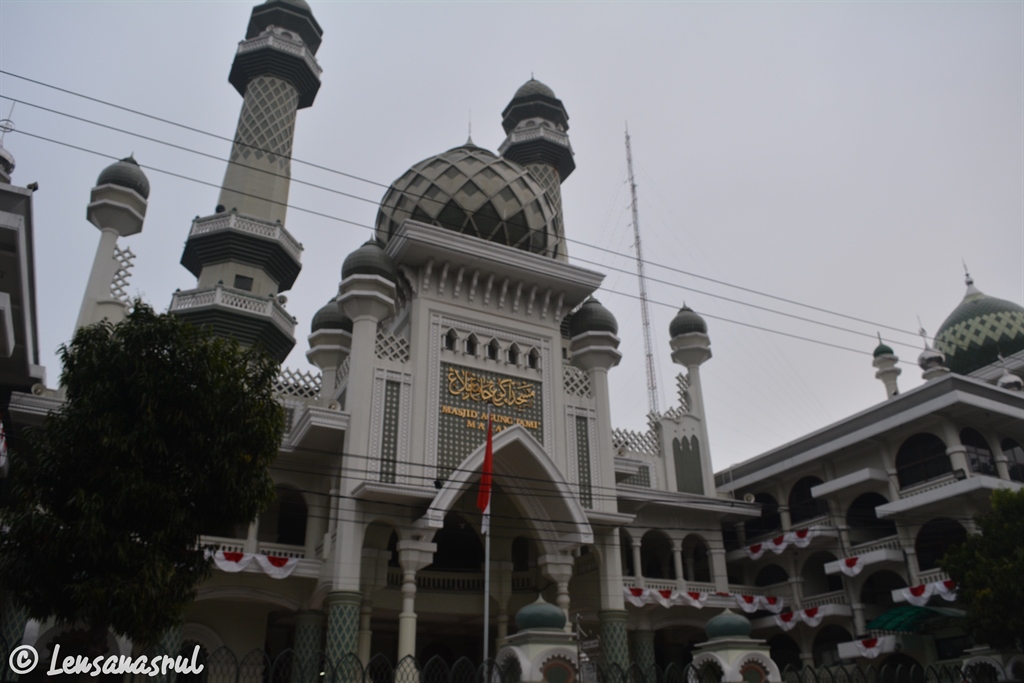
1, 1, 1021, 471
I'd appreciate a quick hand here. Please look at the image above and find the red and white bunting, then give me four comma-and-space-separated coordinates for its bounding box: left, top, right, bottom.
651, 589, 676, 608
745, 543, 767, 561
212, 550, 254, 573
839, 557, 863, 577
902, 583, 934, 607
255, 554, 300, 579
625, 586, 648, 607
789, 527, 815, 549
802, 607, 823, 628
775, 611, 798, 631
735, 594, 759, 613
768, 535, 789, 555
760, 595, 784, 614
855, 638, 883, 659
682, 591, 708, 608
935, 580, 958, 602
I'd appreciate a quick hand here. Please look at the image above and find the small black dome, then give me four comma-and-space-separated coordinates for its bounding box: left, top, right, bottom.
670, 306, 707, 337
311, 299, 352, 333
96, 156, 150, 199
569, 299, 618, 337
873, 341, 895, 357
342, 239, 396, 281
514, 78, 556, 99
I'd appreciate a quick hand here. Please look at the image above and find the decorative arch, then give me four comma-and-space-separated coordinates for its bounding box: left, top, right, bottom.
736, 653, 782, 683
421, 425, 593, 554
788, 476, 829, 524
755, 564, 789, 588
745, 493, 781, 538
1002, 438, 1024, 482
847, 492, 897, 545
860, 570, 907, 607
258, 484, 308, 546
895, 433, 951, 488
812, 624, 852, 667
961, 428, 996, 476
640, 529, 675, 580
801, 551, 841, 596
916, 518, 967, 571
196, 586, 300, 611
681, 534, 711, 583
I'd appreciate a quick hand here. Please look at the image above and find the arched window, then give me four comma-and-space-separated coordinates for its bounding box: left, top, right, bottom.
754, 564, 789, 587
812, 625, 852, 667
788, 476, 829, 524
916, 518, 967, 571
620, 529, 635, 577
511, 536, 534, 572
768, 635, 802, 673
507, 343, 520, 365
1002, 438, 1024, 482
426, 514, 484, 571
744, 493, 781, 539
465, 334, 478, 356
682, 534, 711, 582
895, 433, 951, 488
640, 531, 674, 579
961, 428, 996, 476
487, 339, 500, 361
801, 551, 842, 596
527, 348, 540, 369
258, 486, 307, 546
443, 329, 458, 351
846, 492, 897, 545
860, 570, 907, 606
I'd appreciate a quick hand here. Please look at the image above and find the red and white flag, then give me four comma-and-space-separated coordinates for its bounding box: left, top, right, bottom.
476, 411, 494, 536
624, 586, 648, 607
212, 549, 254, 573
255, 554, 300, 579
745, 543, 767, 560
935, 579, 957, 602
789, 527, 815, 549
856, 638, 883, 659
768, 535, 789, 554
802, 607, 823, 628
775, 611, 798, 632
840, 557, 863, 577
682, 591, 708, 608
652, 589, 676, 608
735, 594, 759, 613
902, 583, 933, 607
760, 595, 785, 614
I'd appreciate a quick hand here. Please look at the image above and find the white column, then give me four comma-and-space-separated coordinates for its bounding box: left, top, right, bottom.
396, 540, 436, 660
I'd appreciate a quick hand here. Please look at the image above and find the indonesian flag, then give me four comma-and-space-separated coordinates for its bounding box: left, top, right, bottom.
840, 557, 863, 577
735, 594, 759, 613
682, 591, 708, 608
802, 607, 823, 628
212, 549, 254, 573
746, 543, 767, 560
624, 586, 648, 607
935, 580, 958, 602
476, 411, 494, 536
760, 595, 784, 614
775, 611, 798, 631
856, 638, 883, 659
255, 554, 300, 579
902, 583, 934, 607
768, 535, 789, 554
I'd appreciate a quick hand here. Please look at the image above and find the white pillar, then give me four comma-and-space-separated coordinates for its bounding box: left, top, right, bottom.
396, 540, 436, 660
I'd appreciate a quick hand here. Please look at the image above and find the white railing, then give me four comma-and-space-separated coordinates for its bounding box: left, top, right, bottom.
258, 541, 306, 559
850, 534, 902, 554
237, 32, 322, 78
801, 590, 847, 609
790, 516, 831, 532
644, 579, 676, 592
899, 473, 957, 499
576, 553, 599, 576
190, 213, 303, 262
170, 286, 296, 337
917, 568, 951, 584
686, 581, 717, 593
200, 535, 246, 554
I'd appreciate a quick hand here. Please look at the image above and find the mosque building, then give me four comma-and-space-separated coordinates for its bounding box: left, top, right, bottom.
2, 0, 1023, 678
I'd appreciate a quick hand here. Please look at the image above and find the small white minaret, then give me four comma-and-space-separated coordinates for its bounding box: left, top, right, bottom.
667, 305, 716, 496
75, 156, 147, 331
872, 333, 901, 398
917, 325, 950, 381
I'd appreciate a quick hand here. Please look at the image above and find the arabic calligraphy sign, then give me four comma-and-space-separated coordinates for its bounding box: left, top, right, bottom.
437, 362, 543, 479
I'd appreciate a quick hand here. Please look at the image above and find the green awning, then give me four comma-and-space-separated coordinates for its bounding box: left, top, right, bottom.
867, 605, 967, 633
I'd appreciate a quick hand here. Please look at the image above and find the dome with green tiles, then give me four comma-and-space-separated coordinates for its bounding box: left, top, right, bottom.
374, 143, 560, 258
934, 275, 1024, 375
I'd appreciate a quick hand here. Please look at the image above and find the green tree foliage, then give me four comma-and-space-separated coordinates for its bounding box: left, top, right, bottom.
941, 488, 1024, 650
0, 303, 285, 647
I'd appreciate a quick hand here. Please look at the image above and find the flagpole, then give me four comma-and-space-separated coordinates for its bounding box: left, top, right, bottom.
482, 407, 493, 666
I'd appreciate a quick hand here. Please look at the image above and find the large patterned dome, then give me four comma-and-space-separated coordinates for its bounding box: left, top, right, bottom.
934, 276, 1024, 375
375, 143, 561, 258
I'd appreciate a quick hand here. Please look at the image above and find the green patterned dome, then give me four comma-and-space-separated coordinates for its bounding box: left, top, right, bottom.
514, 78, 556, 99
569, 299, 618, 337
375, 143, 560, 258
342, 239, 396, 282
515, 595, 566, 631
704, 609, 752, 640
310, 299, 352, 333
934, 277, 1024, 375
670, 306, 708, 337
873, 341, 895, 357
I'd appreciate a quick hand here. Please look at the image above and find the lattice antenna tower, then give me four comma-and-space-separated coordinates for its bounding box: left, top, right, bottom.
625, 124, 659, 414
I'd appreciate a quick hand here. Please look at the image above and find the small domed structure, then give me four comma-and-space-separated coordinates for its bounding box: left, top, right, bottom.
96, 155, 150, 199
934, 274, 1024, 375
342, 239, 396, 282
375, 144, 560, 258
514, 78, 556, 100
515, 595, 566, 631
310, 299, 352, 333
997, 369, 1023, 392
670, 306, 708, 337
873, 337, 895, 357
569, 299, 618, 337
704, 609, 752, 640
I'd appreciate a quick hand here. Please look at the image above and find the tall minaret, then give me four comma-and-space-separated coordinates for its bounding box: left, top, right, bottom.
498, 78, 574, 261
170, 0, 323, 362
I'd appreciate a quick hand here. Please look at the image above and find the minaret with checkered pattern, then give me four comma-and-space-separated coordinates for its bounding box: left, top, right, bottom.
170, 0, 323, 362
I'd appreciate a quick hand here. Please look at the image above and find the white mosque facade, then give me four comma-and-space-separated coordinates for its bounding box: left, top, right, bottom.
2, 0, 1024, 678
